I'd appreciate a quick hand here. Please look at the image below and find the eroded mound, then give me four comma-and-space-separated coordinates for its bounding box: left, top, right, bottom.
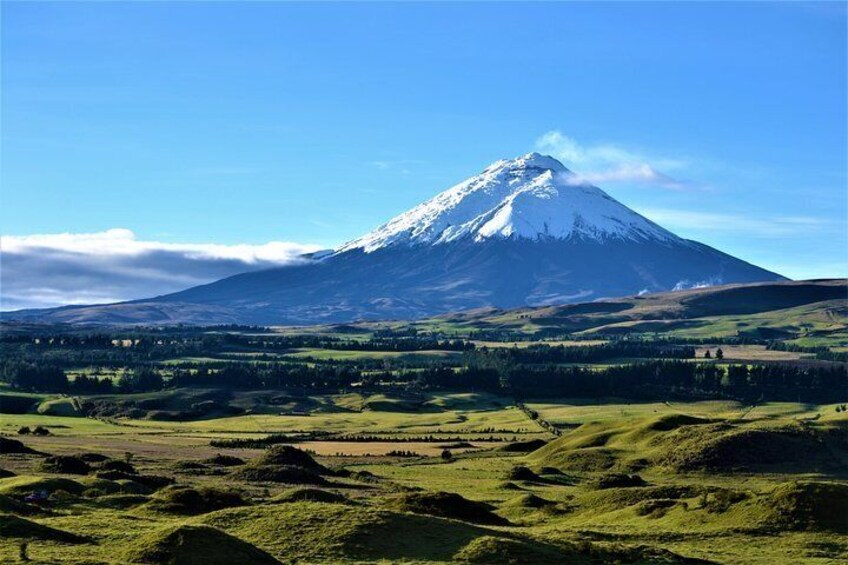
386, 491, 509, 526
273, 487, 348, 504
453, 534, 706, 564
93, 493, 150, 510
233, 445, 331, 485
0, 437, 39, 455
499, 481, 524, 491
144, 485, 248, 515
497, 439, 548, 453
201, 503, 494, 562
200, 494, 706, 563
0, 476, 88, 497
252, 446, 328, 473
453, 535, 572, 564
658, 423, 846, 472
232, 465, 329, 485
506, 465, 540, 481
0, 494, 49, 516
767, 481, 848, 533
592, 473, 647, 489
503, 494, 555, 509
173, 461, 219, 475
38, 455, 91, 475
203, 454, 245, 467
576, 485, 702, 514
95, 471, 173, 489
124, 524, 279, 565
100, 460, 136, 474
0, 514, 87, 543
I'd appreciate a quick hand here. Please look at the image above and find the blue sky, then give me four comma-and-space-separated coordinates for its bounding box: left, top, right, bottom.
2, 2, 846, 307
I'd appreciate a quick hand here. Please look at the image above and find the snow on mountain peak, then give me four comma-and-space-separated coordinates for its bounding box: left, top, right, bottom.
485, 152, 568, 174
337, 153, 676, 253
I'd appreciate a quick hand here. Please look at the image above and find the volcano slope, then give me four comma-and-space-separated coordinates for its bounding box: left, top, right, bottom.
5, 153, 785, 326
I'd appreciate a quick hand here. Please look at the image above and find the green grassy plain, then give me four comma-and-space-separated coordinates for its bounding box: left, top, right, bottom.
2, 393, 847, 564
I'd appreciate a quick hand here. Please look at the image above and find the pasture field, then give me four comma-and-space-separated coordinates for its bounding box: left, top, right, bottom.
693, 344, 809, 362
525, 398, 848, 426
1, 392, 540, 438
2, 395, 848, 564
283, 348, 463, 362
470, 339, 608, 348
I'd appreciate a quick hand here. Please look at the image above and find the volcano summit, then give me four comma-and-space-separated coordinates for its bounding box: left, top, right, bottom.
10, 153, 784, 325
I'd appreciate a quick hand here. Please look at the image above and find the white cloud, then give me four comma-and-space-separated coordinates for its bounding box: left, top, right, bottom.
569, 164, 685, 189
535, 130, 689, 189
0, 229, 324, 311
2, 229, 321, 263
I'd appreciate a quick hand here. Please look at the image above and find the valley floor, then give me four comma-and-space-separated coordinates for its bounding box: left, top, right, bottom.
1, 393, 847, 564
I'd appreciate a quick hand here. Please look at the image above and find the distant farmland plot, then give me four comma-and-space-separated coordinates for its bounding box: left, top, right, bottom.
282, 348, 463, 361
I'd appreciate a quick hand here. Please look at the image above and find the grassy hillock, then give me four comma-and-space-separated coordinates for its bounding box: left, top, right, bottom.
529, 413, 848, 475
123, 524, 279, 565
765, 481, 848, 533
0, 514, 87, 544
143, 485, 248, 515
655, 422, 847, 473
272, 487, 348, 504
230, 445, 333, 485
384, 491, 509, 525
200, 502, 495, 562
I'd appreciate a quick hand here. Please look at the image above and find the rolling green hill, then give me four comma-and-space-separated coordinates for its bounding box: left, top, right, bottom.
395, 279, 847, 344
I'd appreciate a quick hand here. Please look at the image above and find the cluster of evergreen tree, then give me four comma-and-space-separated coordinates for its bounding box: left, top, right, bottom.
766, 341, 848, 362
1, 361, 68, 392
2, 357, 844, 403
466, 342, 695, 365
224, 334, 472, 352
504, 361, 846, 403
70, 374, 116, 394
0, 331, 474, 371
116, 368, 164, 393
2, 328, 845, 404
0, 335, 222, 367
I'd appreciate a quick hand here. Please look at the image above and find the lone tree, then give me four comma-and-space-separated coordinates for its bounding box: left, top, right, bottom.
704, 350, 712, 359
716, 348, 724, 360
441, 449, 453, 461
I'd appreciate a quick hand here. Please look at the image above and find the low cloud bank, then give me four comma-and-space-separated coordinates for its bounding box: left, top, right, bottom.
1, 229, 323, 310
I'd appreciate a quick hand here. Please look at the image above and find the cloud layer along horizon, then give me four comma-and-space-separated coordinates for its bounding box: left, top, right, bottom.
1, 229, 323, 310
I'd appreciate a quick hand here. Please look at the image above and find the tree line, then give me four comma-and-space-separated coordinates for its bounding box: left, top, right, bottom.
766, 341, 848, 362
2, 357, 844, 404
465, 342, 695, 365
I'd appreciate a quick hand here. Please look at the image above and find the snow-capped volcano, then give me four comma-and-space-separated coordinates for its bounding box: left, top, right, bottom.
339, 153, 673, 252
7, 153, 786, 326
